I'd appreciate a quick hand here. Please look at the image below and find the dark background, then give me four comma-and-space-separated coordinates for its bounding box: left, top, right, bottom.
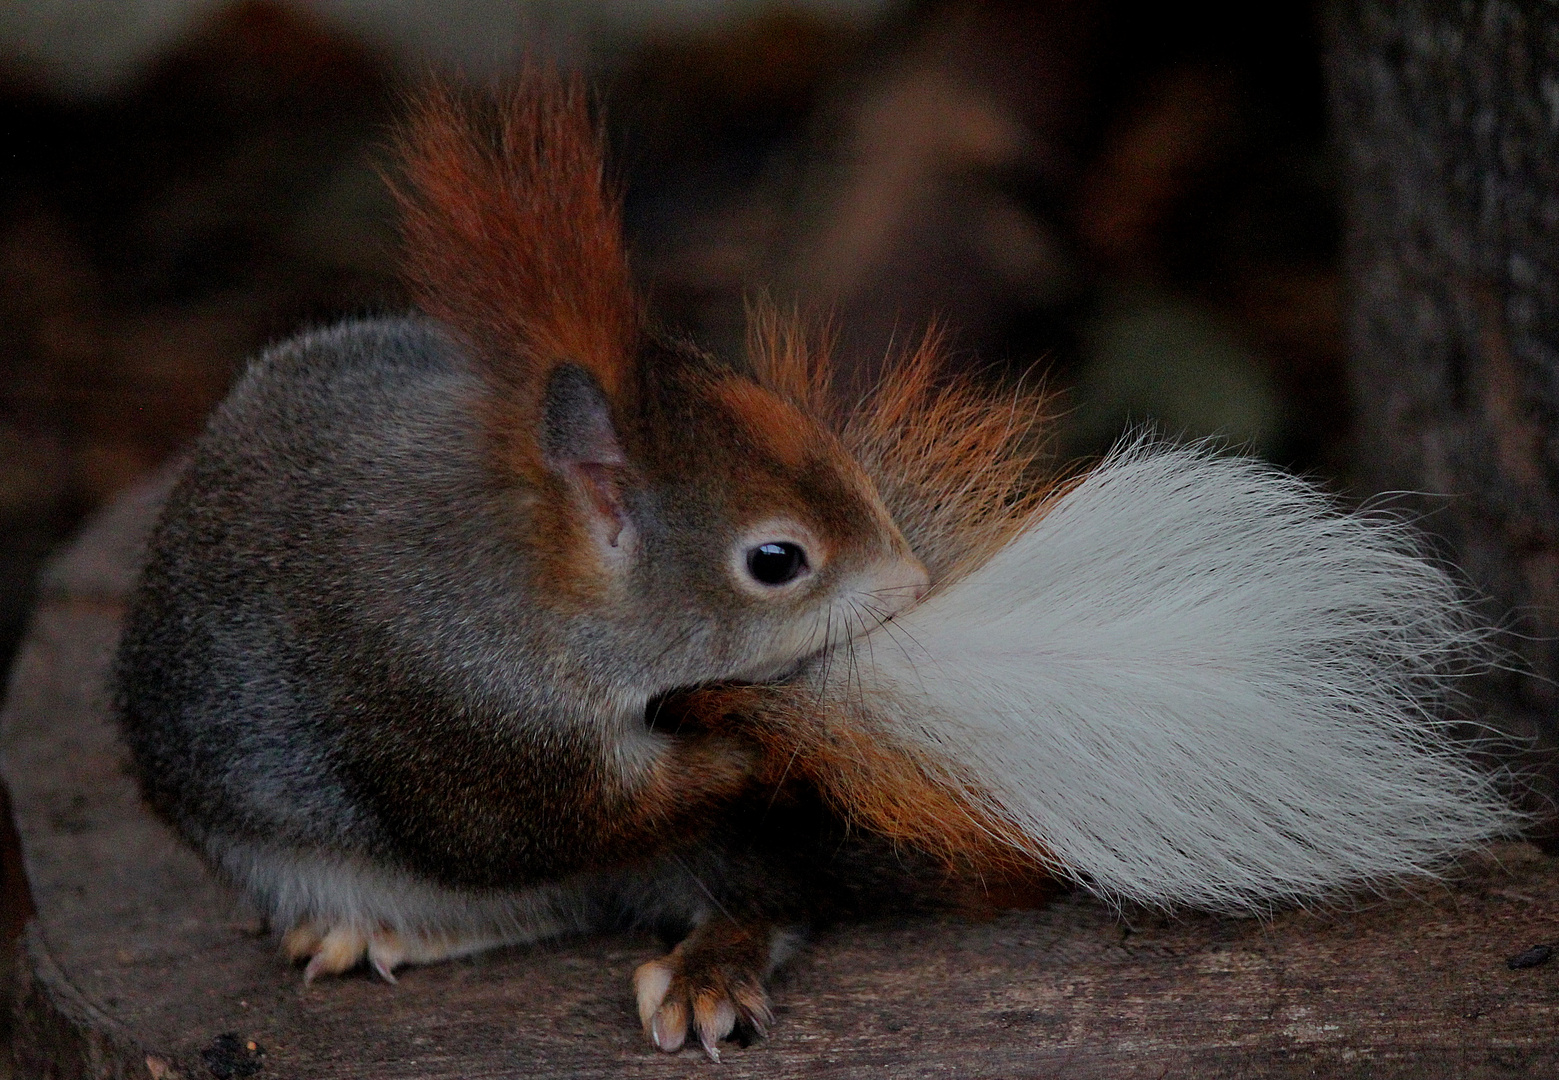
0, 0, 1343, 679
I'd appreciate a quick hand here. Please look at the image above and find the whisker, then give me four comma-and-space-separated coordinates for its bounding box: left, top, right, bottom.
641, 620, 700, 684
811, 606, 838, 711
858, 600, 922, 671
668, 854, 735, 925
869, 603, 929, 656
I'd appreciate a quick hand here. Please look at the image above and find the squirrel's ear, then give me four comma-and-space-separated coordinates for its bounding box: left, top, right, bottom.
543, 364, 624, 468
391, 71, 638, 465
542, 364, 634, 553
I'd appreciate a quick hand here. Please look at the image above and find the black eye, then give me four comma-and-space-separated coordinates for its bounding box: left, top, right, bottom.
746, 542, 808, 586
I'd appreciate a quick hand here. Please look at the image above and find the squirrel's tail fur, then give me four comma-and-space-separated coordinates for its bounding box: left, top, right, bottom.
705, 438, 1527, 913
854, 440, 1525, 910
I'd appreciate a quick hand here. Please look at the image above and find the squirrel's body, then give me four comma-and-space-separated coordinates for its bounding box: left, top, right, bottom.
117, 303, 947, 1052
125, 316, 709, 891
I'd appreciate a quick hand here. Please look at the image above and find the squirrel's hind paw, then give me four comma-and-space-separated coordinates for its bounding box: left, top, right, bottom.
283, 923, 462, 984
633, 922, 781, 1061
283, 924, 384, 983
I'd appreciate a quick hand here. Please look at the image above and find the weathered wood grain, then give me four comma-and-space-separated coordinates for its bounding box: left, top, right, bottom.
1, 477, 1557, 1079
1328, 0, 1559, 754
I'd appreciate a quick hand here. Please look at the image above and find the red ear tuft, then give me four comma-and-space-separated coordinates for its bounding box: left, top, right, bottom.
746, 303, 1059, 582
390, 71, 638, 415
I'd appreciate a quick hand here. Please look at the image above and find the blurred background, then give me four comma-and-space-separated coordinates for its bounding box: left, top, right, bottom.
0, 0, 1341, 674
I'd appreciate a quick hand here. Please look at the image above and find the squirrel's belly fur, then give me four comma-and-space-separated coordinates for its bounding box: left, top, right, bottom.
214, 840, 585, 959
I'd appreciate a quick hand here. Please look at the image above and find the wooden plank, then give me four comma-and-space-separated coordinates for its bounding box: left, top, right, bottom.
2, 476, 1557, 1079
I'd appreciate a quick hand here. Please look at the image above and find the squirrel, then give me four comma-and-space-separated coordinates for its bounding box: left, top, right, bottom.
116, 70, 1526, 1061
114, 71, 1030, 1060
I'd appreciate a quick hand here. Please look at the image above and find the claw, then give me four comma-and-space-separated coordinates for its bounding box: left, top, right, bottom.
694, 993, 737, 1061
632, 924, 787, 1057
650, 999, 688, 1053
367, 932, 406, 984
634, 959, 675, 1029
286, 923, 450, 985
731, 982, 773, 1037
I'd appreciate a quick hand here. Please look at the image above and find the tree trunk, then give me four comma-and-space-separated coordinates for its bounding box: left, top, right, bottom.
1328, 0, 1559, 755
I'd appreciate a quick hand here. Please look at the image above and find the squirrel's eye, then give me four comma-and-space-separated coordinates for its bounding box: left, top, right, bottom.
746, 542, 808, 586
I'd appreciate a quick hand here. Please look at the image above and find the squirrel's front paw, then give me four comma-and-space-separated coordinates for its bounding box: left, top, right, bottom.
283, 922, 466, 984
633, 921, 793, 1061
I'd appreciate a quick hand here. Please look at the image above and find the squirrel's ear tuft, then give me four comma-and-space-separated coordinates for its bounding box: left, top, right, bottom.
841, 327, 1057, 582
390, 70, 638, 461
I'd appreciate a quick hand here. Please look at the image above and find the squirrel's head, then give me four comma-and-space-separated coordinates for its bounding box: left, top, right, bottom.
392, 72, 927, 694
535, 341, 928, 687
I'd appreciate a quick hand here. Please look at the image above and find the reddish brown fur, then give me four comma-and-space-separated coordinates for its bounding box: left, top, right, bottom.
391, 72, 641, 606
607, 733, 757, 847
743, 303, 837, 421
391, 72, 638, 459
712, 379, 812, 470
677, 681, 1061, 888
746, 304, 1060, 582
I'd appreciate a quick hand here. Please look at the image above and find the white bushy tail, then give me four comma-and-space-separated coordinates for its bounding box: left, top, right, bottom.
841, 440, 1524, 912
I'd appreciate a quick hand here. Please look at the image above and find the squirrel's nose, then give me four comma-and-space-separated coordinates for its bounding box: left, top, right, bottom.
873, 555, 931, 616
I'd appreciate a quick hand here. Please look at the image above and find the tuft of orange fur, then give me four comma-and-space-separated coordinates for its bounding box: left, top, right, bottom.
746, 303, 1058, 583
743, 302, 838, 422
389, 72, 642, 602
390, 71, 639, 460
724, 307, 1067, 887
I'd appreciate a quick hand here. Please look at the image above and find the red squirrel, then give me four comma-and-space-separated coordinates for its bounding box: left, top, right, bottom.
115, 72, 1040, 1060
116, 70, 1524, 1061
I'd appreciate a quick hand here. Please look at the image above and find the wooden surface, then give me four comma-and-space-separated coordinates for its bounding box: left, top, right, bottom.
2, 477, 1558, 1079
